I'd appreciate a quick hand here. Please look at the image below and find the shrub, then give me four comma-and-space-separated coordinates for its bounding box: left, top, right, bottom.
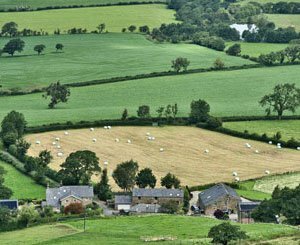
160, 200, 180, 214
206, 116, 222, 129
64, 202, 84, 215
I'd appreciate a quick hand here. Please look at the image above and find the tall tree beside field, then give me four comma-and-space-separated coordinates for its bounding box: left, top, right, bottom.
161, 172, 180, 189
55, 43, 64, 52
34, 44, 46, 55
121, 108, 128, 120
139, 25, 150, 34
190, 99, 210, 122
1, 22, 18, 37
97, 23, 106, 34
2, 38, 25, 56
1, 111, 27, 147
112, 160, 139, 191
171, 57, 190, 72
59, 150, 101, 185
136, 168, 157, 188
95, 168, 113, 201
259, 83, 300, 120
137, 105, 150, 118
43, 82, 70, 109
38, 150, 53, 168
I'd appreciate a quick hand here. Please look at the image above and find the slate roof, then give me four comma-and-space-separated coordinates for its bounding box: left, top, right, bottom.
132, 188, 184, 198
0, 200, 18, 210
115, 195, 132, 205
239, 202, 260, 212
198, 183, 240, 207
46, 186, 94, 208
130, 204, 161, 213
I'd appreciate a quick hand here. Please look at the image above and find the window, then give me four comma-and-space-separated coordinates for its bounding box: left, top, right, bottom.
138, 196, 141, 200
155, 197, 158, 200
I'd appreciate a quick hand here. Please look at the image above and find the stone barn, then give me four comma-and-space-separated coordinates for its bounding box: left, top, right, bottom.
198, 183, 240, 215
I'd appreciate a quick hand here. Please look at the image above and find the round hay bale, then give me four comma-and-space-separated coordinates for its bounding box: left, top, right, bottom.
90, 128, 94, 131
127, 139, 131, 144
204, 149, 209, 154
234, 177, 240, 182
52, 142, 56, 145
104, 126, 108, 129
232, 172, 238, 176
104, 161, 108, 165
57, 152, 63, 157
255, 150, 259, 154
297, 147, 300, 150
108, 126, 111, 129
265, 170, 270, 175
35, 140, 41, 145
146, 132, 151, 136
57, 145, 61, 149
115, 138, 120, 142
64, 131, 69, 135
160, 148, 164, 152
92, 138, 97, 142
277, 143, 281, 146
268, 141, 272, 144
55, 137, 60, 141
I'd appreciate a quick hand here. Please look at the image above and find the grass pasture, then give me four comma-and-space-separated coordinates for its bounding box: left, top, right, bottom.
0, 224, 79, 245
25, 126, 300, 189
254, 172, 300, 194
223, 120, 300, 141
0, 216, 298, 244
266, 14, 300, 31
0, 0, 161, 10
0, 4, 175, 34
44, 216, 300, 244
0, 65, 299, 126
0, 160, 45, 199
0, 33, 253, 90
226, 42, 288, 57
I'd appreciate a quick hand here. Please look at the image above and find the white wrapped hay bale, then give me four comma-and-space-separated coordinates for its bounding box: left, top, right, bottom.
127, 139, 131, 144
160, 148, 164, 152
52, 142, 56, 145
204, 149, 209, 154
232, 172, 238, 177
245, 143, 251, 148
57, 152, 63, 157
268, 141, 272, 144
55, 137, 60, 141
234, 177, 240, 182
265, 170, 270, 175
90, 128, 94, 131
104, 161, 108, 165
35, 140, 41, 145
115, 138, 120, 142
255, 150, 259, 154
92, 138, 97, 142
64, 131, 69, 135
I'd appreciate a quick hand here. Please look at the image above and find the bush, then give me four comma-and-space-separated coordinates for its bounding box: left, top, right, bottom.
214, 209, 229, 220
64, 203, 84, 215
206, 116, 222, 129
160, 200, 180, 214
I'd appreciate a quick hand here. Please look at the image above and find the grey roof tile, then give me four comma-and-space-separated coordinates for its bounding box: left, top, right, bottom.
115, 195, 132, 204
199, 183, 240, 207
132, 188, 184, 198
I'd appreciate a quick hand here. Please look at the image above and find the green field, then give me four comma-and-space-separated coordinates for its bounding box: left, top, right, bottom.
254, 172, 300, 194
0, 224, 79, 245
0, 4, 175, 34
237, 180, 271, 201
223, 120, 300, 141
239, 0, 300, 4
0, 160, 45, 199
266, 14, 300, 31
0, 216, 298, 244
0, 65, 299, 126
0, 0, 161, 10
0, 33, 254, 90
226, 42, 288, 57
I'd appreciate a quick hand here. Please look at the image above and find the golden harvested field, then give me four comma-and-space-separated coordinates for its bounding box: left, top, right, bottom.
26, 126, 300, 189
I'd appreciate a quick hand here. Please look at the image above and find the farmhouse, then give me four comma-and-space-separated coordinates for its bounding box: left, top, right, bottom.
238, 202, 261, 224
198, 183, 241, 215
132, 188, 184, 206
45, 186, 94, 211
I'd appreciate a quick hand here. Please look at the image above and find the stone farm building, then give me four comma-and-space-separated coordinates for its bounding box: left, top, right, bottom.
45, 186, 94, 211
198, 183, 241, 215
132, 188, 184, 206
114, 188, 184, 213
238, 202, 261, 224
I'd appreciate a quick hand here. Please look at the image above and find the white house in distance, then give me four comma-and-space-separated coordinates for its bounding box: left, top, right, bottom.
230, 23, 258, 39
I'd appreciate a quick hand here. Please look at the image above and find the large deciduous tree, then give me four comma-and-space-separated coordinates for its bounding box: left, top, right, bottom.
34, 44, 46, 55
1, 22, 18, 37
59, 150, 101, 185
55, 43, 64, 52
259, 83, 300, 120
189, 99, 210, 122
171, 57, 190, 72
137, 105, 150, 118
2, 38, 25, 56
208, 222, 248, 245
43, 81, 70, 109
112, 160, 139, 191
38, 150, 53, 168
97, 23, 106, 33
136, 168, 156, 188
161, 172, 180, 189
